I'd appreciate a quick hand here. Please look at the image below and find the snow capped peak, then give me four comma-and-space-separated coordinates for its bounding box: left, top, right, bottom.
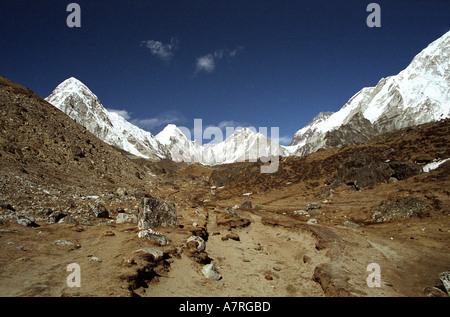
45, 77, 167, 160
155, 124, 189, 145
54, 77, 90, 93
290, 30, 450, 155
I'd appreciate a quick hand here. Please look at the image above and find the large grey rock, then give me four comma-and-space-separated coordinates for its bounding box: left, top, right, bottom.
138, 197, 178, 230
334, 152, 393, 189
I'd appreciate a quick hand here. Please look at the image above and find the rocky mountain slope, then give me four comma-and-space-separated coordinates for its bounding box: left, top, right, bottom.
0, 76, 158, 214
45, 77, 169, 161
290, 30, 450, 155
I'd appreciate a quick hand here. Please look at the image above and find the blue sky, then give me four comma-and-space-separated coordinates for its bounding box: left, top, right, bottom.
1, 0, 449, 145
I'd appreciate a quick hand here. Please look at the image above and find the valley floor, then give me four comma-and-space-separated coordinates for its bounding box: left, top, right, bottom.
0, 165, 449, 297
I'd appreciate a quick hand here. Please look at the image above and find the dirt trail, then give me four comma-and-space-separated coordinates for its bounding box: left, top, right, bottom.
144, 208, 326, 297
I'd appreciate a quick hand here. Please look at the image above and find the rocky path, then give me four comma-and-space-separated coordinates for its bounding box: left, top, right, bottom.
144, 207, 326, 297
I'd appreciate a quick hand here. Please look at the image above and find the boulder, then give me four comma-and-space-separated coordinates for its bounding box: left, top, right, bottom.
389, 161, 422, 180
138, 197, 178, 230
335, 152, 393, 189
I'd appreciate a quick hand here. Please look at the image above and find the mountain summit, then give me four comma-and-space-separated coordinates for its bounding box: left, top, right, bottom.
45, 77, 169, 160
289, 30, 450, 155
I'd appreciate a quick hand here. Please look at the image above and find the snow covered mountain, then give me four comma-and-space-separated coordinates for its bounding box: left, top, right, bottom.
45, 79, 284, 165
45, 77, 169, 160
45, 31, 449, 166
155, 124, 287, 165
289, 30, 450, 156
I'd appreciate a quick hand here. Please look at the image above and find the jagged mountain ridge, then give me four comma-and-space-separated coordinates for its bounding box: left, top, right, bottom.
45, 31, 450, 164
289, 30, 450, 155
46, 80, 286, 164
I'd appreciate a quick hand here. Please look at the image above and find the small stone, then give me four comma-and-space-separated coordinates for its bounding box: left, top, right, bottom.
310, 209, 322, 215
303, 255, 311, 263
89, 204, 109, 218
103, 230, 115, 236
307, 218, 318, 225
115, 213, 138, 224
58, 216, 78, 225
134, 248, 164, 261
17, 218, 33, 227
54, 240, 74, 246
47, 211, 66, 224
265, 275, 273, 280
120, 257, 136, 267
388, 177, 398, 184
240, 201, 252, 209
439, 271, 450, 295
225, 233, 240, 241
187, 236, 206, 251
342, 220, 360, 228
306, 203, 321, 210
224, 207, 238, 216
116, 187, 128, 197
273, 267, 281, 271
89, 257, 102, 263
138, 229, 171, 245
202, 263, 222, 280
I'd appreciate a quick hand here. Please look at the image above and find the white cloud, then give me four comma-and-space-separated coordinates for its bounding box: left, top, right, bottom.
107, 108, 131, 120
131, 110, 185, 131
195, 46, 243, 75
196, 54, 215, 73
277, 135, 293, 146
141, 37, 178, 61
